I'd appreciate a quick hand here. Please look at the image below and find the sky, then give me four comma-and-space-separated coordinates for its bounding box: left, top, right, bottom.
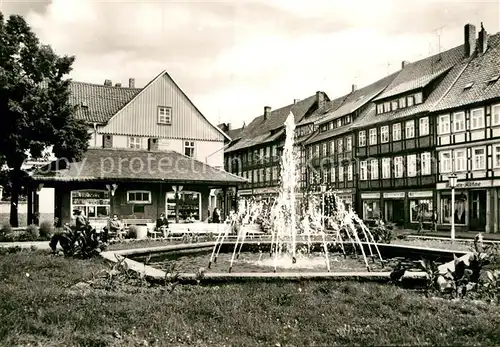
1, 0, 499, 129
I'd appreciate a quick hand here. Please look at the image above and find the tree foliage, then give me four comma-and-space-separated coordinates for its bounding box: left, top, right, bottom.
0, 12, 90, 226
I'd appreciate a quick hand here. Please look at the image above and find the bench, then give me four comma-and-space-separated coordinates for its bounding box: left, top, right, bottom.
122, 219, 167, 239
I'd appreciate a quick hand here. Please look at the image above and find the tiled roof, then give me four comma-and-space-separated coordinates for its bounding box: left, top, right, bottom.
226, 127, 245, 141
352, 61, 469, 129
304, 124, 354, 145
70, 82, 142, 124
31, 148, 247, 185
317, 72, 400, 126
433, 32, 500, 112
225, 95, 318, 153
374, 45, 465, 101
296, 95, 346, 126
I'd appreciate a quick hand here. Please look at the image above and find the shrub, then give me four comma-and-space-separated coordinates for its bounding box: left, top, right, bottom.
128, 225, 138, 239
1, 223, 13, 235
24, 224, 40, 241
39, 221, 54, 239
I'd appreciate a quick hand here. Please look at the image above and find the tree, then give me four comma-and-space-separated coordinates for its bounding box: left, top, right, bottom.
0, 13, 90, 226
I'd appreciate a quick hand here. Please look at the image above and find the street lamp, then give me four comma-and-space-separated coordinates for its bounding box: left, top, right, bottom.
448, 173, 458, 241
320, 184, 327, 229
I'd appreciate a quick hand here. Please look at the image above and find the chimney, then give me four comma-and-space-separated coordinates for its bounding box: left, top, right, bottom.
103, 135, 113, 148
351, 84, 357, 93
104, 79, 112, 86
293, 99, 300, 104
478, 22, 488, 54
316, 91, 325, 109
401, 60, 410, 69
148, 138, 159, 151
464, 23, 477, 58
264, 106, 271, 120
227, 123, 231, 131
115, 83, 122, 87
129, 78, 135, 88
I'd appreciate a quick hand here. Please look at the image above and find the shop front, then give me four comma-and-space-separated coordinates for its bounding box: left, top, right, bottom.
361, 192, 381, 220
333, 188, 355, 211
436, 179, 498, 233
382, 192, 405, 225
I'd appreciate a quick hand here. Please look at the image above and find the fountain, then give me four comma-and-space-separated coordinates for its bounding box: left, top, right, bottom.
208, 112, 384, 273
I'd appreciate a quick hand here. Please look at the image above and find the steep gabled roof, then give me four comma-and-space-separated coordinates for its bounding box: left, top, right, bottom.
225, 94, 318, 153
70, 82, 142, 124
352, 61, 469, 129
296, 95, 346, 126
374, 45, 465, 101
433, 32, 500, 112
317, 72, 400, 126
226, 127, 245, 141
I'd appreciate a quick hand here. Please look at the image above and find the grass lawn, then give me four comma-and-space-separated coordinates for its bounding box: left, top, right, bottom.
1, 250, 500, 346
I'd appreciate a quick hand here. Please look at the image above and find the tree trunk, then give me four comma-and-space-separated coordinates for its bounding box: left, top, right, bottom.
9, 166, 22, 227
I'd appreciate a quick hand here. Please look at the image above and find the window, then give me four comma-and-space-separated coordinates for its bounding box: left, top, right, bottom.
314, 145, 319, 157
453, 112, 465, 132
377, 104, 384, 114
337, 139, 343, 153
441, 193, 467, 224
127, 191, 151, 204
272, 145, 278, 158
322, 143, 327, 157
394, 156, 404, 178
407, 95, 414, 107
370, 159, 379, 180
272, 166, 278, 182
184, 141, 195, 157
346, 137, 352, 151
410, 199, 433, 223
158, 106, 172, 124
492, 104, 500, 126
383, 102, 390, 113
363, 200, 380, 220
329, 122, 334, 130
337, 119, 342, 128
347, 164, 353, 181
439, 115, 450, 134
380, 125, 389, 143
330, 141, 335, 154
369, 128, 377, 145
346, 115, 352, 124
471, 108, 485, 130
358, 131, 366, 146
494, 145, 500, 168
390, 124, 401, 142
405, 120, 415, 138
399, 97, 406, 108
391, 101, 398, 111
360, 161, 368, 180
419, 117, 429, 136
407, 154, 417, 177
472, 147, 486, 170
421, 152, 431, 175
330, 167, 336, 182
454, 149, 466, 172
414, 92, 423, 104
128, 137, 142, 149
382, 158, 391, 179
338, 166, 344, 181
71, 190, 110, 219
440, 151, 452, 173
323, 168, 328, 183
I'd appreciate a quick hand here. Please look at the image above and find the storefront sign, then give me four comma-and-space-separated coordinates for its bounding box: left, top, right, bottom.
361, 192, 380, 199
408, 191, 433, 198
238, 189, 252, 196
436, 180, 493, 190
253, 187, 278, 195
383, 192, 405, 199
334, 189, 354, 195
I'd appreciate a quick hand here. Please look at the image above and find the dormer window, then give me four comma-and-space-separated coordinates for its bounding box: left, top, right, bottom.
383, 102, 390, 113
329, 122, 334, 130
407, 96, 414, 107
346, 115, 352, 124
158, 106, 172, 125
414, 92, 423, 104
376, 104, 383, 114
337, 119, 342, 128
399, 97, 406, 108
463, 82, 474, 90
391, 101, 398, 111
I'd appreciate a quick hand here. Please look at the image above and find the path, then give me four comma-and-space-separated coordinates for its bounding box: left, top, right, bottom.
0, 241, 51, 249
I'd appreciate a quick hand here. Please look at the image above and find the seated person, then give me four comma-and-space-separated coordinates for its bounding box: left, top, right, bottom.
156, 213, 169, 237
102, 214, 124, 242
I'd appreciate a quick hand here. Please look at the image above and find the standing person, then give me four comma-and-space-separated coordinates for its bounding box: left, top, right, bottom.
431, 209, 438, 233
417, 204, 424, 233
212, 208, 221, 224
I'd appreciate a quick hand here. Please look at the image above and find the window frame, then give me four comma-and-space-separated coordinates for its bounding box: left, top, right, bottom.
370, 159, 379, 180
421, 152, 431, 176
380, 125, 389, 143
392, 123, 402, 141
157, 106, 172, 125
419, 117, 429, 136
184, 140, 195, 157
407, 154, 417, 177
472, 146, 486, 171
492, 104, 500, 126
346, 136, 352, 151
394, 156, 404, 178
369, 128, 377, 145
440, 150, 452, 173
453, 112, 466, 132
439, 115, 450, 135
128, 136, 142, 149
127, 190, 152, 204
405, 120, 415, 139
382, 158, 391, 179
470, 108, 485, 130
454, 148, 467, 172
360, 161, 367, 181
358, 131, 366, 147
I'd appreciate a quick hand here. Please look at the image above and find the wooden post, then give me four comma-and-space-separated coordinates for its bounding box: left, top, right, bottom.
27, 184, 33, 225
34, 187, 40, 226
